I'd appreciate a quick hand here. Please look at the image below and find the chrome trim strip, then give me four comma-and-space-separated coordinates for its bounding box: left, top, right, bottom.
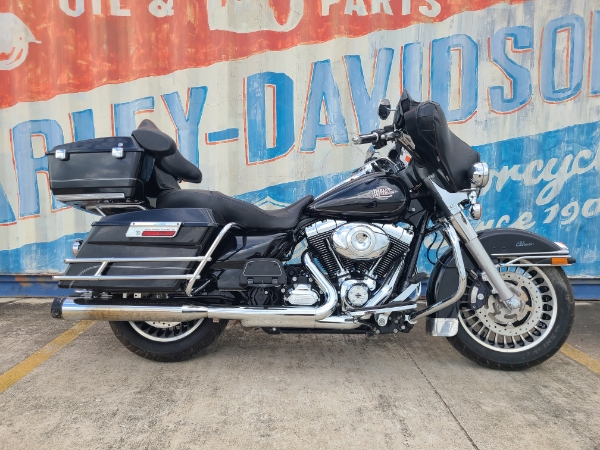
64, 257, 206, 264
54, 275, 196, 281
498, 255, 573, 266
499, 264, 575, 267
491, 250, 570, 257
55, 193, 125, 201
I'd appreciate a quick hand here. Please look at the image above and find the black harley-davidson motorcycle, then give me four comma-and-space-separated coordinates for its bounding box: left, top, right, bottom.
47, 90, 575, 370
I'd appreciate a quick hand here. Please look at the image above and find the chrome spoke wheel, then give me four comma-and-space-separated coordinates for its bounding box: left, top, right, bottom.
458, 261, 557, 353
129, 319, 204, 342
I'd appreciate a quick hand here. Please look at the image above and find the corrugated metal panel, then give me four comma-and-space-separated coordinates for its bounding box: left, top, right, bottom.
0, 0, 598, 277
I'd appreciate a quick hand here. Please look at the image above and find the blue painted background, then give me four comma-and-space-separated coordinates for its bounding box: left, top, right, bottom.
1, 5, 600, 279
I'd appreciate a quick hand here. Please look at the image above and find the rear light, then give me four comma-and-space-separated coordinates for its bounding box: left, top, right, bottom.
141, 230, 177, 237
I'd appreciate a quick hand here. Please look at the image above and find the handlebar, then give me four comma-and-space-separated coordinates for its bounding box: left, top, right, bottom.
352, 128, 399, 145
352, 132, 380, 145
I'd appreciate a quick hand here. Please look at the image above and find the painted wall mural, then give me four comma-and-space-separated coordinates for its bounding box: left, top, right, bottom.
0, 0, 599, 277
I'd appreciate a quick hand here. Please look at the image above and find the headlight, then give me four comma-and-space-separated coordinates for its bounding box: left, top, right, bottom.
469, 162, 489, 188
72, 239, 83, 256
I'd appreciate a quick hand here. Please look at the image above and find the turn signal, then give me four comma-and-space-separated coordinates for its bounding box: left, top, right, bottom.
551, 257, 569, 265
72, 239, 83, 256
470, 203, 482, 220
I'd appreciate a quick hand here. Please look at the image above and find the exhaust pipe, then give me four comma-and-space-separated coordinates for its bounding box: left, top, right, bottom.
52, 252, 361, 330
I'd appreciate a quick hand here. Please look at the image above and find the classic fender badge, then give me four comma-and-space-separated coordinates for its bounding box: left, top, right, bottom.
516, 241, 534, 247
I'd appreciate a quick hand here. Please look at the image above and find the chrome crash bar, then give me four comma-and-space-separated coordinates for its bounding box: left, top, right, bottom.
53, 222, 239, 297
408, 221, 467, 324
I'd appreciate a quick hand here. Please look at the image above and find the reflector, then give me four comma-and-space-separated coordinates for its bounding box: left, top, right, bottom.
141, 230, 176, 237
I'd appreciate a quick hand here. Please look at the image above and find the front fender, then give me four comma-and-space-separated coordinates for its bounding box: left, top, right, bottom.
425, 228, 575, 320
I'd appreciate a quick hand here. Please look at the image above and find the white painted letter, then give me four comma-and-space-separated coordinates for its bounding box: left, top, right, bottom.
372, 0, 393, 15
92, 0, 102, 15
583, 198, 600, 218
322, 0, 342, 16
419, 0, 441, 18
59, 0, 84, 17
149, 0, 174, 17
110, 0, 131, 16
345, 0, 368, 16
402, 0, 411, 15
511, 212, 536, 230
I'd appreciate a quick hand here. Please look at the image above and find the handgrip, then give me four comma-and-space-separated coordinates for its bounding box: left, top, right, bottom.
352, 132, 379, 145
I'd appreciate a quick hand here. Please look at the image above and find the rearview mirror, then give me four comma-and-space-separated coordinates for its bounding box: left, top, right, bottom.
378, 98, 392, 120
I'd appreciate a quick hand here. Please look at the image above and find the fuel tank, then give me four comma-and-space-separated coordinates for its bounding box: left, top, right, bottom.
307, 173, 409, 220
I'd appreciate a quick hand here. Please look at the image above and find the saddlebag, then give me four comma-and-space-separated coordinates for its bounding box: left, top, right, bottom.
47, 137, 154, 213
58, 208, 225, 293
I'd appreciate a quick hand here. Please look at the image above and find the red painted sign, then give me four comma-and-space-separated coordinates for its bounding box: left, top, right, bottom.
0, 0, 528, 109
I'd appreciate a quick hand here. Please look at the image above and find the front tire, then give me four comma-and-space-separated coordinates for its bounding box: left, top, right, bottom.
448, 263, 574, 370
109, 318, 228, 362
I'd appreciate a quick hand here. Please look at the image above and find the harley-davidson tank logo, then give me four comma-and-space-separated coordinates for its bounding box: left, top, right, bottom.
355, 187, 397, 200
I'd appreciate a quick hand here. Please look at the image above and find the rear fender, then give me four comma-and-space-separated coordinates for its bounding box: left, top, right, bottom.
426, 228, 575, 320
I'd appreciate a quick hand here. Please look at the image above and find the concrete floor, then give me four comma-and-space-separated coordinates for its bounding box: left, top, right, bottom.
0, 299, 599, 450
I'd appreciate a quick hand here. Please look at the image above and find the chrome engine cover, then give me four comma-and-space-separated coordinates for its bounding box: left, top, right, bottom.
285, 284, 319, 306
331, 223, 389, 260
340, 277, 376, 307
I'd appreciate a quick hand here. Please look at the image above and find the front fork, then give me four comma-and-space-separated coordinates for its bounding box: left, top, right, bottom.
447, 211, 521, 309
408, 175, 522, 324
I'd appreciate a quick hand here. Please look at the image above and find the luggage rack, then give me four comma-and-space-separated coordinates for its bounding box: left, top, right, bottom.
54, 222, 238, 296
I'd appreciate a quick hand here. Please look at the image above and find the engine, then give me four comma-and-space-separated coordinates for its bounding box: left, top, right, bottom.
305, 220, 413, 307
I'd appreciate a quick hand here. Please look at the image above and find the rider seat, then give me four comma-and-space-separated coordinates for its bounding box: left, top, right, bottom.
157, 190, 313, 231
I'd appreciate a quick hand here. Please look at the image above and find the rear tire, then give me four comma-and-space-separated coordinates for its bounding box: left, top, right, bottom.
448, 264, 574, 370
109, 319, 228, 362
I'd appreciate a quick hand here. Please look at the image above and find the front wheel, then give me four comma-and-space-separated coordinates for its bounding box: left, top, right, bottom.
448, 263, 575, 370
109, 318, 228, 362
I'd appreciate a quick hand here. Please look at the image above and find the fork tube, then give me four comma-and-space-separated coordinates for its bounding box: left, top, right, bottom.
448, 212, 516, 303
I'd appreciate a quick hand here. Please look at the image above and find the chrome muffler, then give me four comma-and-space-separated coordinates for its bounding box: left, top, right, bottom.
52, 252, 361, 330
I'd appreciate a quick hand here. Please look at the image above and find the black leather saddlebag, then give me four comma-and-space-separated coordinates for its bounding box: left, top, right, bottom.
404, 101, 479, 192
59, 208, 224, 293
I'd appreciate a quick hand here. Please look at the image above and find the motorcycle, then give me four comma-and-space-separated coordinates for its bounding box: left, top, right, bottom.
47, 90, 575, 369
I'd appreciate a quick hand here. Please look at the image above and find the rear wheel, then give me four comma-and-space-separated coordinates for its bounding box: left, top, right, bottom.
448, 263, 574, 370
109, 318, 228, 362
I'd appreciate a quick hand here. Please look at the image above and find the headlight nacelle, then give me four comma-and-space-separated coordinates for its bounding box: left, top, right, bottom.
469, 162, 489, 188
